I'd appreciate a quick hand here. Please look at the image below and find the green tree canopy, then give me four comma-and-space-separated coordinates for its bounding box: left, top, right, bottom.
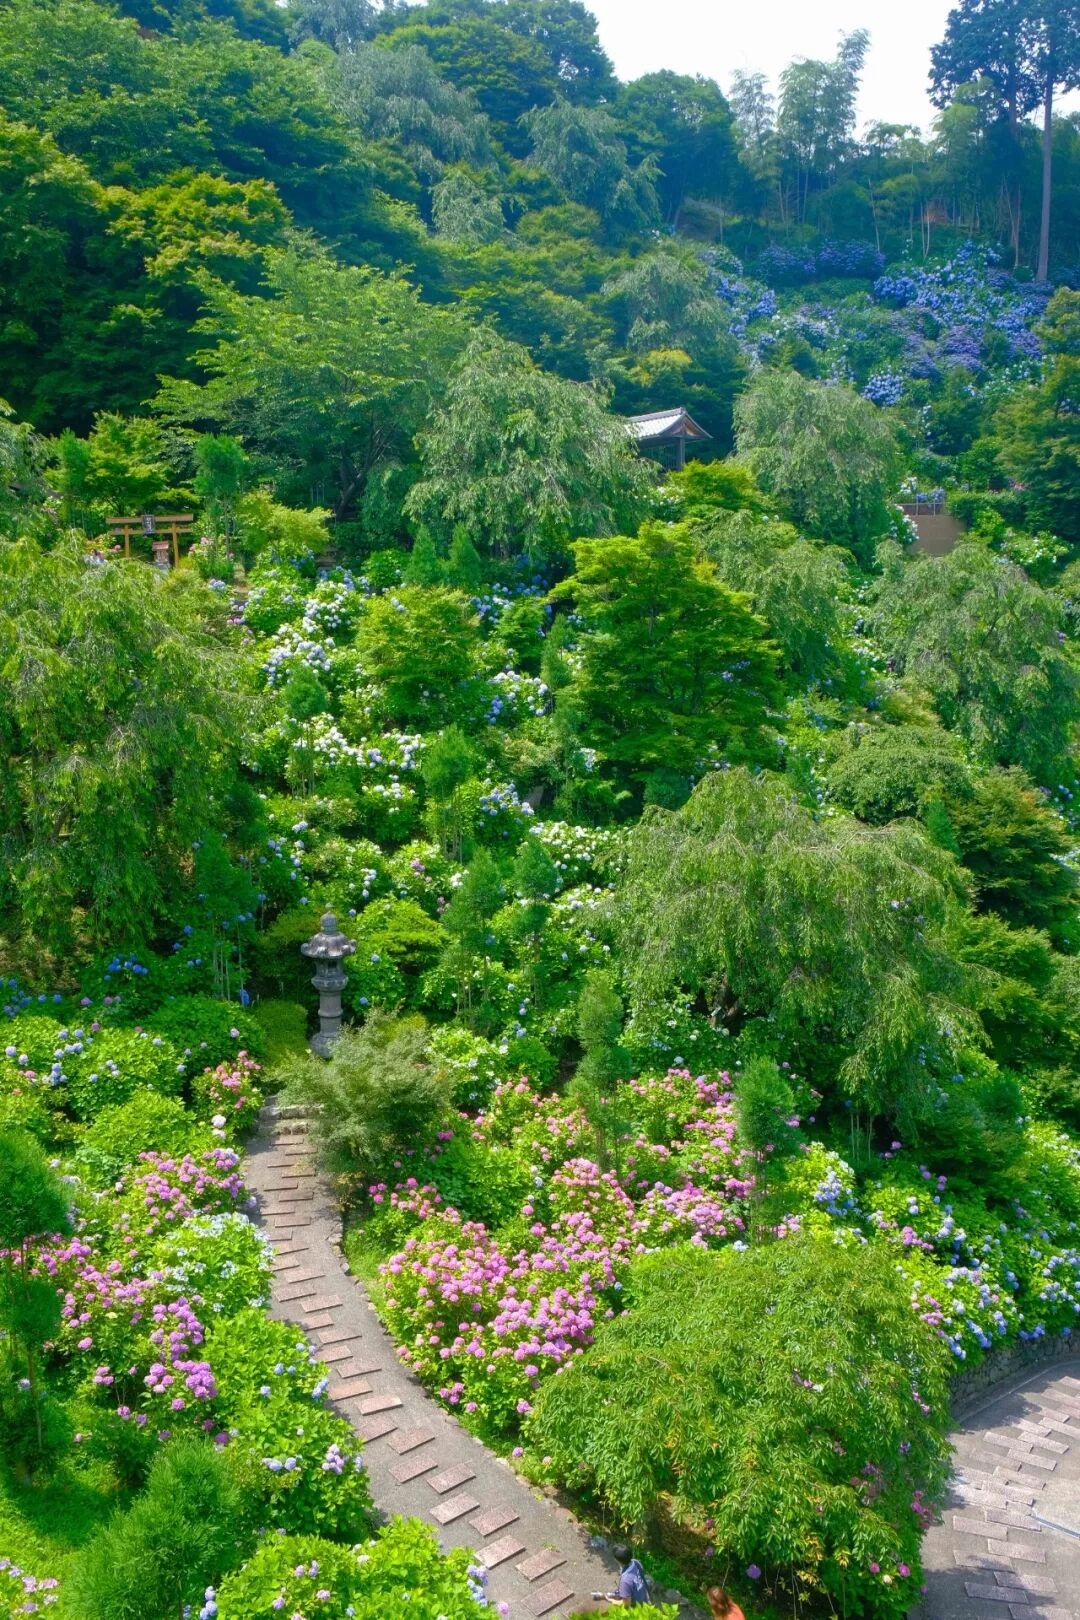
614, 70, 741, 225
155, 244, 465, 517
524, 99, 659, 237
697, 508, 852, 683
64, 1437, 246, 1620
529, 1239, 951, 1607
996, 289, 1080, 534
360, 584, 478, 719
551, 522, 781, 794
0, 538, 252, 953
946, 767, 1079, 938
734, 369, 903, 563
326, 40, 493, 184
406, 331, 657, 559
870, 538, 1080, 784
618, 767, 979, 1124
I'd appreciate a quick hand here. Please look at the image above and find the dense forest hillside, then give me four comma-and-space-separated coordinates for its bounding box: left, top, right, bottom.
2, 1, 1080, 1618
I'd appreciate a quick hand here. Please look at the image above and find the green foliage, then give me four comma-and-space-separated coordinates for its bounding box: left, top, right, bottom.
666, 459, 770, 520
53, 414, 186, 531
825, 724, 972, 824
945, 768, 1079, 939
615, 69, 740, 223
156, 244, 464, 519
63, 1437, 247, 1620
360, 585, 477, 720
151, 1212, 272, 1316
345, 897, 445, 1016
74, 1088, 211, 1187
251, 998, 309, 1064
0, 537, 250, 954
698, 508, 852, 683
731, 1055, 797, 1157
0, 1120, 72, 1462
147, 994, 265, 1068
64, 1027, 185, 1119
620, 768, 979, 1126
735, 370, 903, 564
553, 523, 780, 792
285, 1013, 447, 1178
871, 540, 1080, 784
327, 41, 492, 185
0, 1127, 72, 1254
569, 968, 632, 1169
235, 492, 330, 568
528, 1239, 952, 1617
996, 292, 1080, 534
525, 100, 659, 237
431, 168, 506, 244
215, 1519, 492, 1620
407, 331, 657, 560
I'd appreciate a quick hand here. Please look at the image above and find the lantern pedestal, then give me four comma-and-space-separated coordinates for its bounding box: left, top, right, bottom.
300, 913, 356, 1057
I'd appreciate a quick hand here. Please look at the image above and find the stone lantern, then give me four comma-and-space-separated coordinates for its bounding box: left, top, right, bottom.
301, 912, 355, 1057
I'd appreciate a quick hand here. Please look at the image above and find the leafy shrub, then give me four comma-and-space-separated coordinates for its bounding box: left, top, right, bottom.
62, 1437, 247, 1620
151, 1212, 273, 1317
238, 492, 329, 567
206, 1309, 329, 1407
240, 562, 308, 635
64, 1027, 185, 1119
826, 725, 971, 824
283, 1015, 448, 1181
428, 1025, 555, 1109
253, 907, 318, 1001
191, 1052, 264, 1138
115, 1146, 248, 1240
75, 1089, 213, 1187
0, 1014, 65, 1073
147, 995, 266, 1069
228, 1397, 371, 1539
216, 1520, 491, 1619
528, 1238, 952, 1618
344, 898, 445, 1018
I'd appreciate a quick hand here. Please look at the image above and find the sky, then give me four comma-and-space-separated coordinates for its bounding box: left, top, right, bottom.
584, 0, 959, 136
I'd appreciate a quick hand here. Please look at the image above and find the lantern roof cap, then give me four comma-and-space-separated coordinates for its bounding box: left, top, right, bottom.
301, 913, 356, 960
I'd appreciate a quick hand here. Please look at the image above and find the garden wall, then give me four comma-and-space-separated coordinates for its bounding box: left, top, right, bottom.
950, 1333, 1079, 1416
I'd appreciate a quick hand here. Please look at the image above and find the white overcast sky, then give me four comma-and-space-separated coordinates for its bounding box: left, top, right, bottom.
584, 0, 963, 135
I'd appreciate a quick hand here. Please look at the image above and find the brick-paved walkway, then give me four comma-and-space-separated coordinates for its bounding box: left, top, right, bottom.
915, 1361, 1080, 1620
245, 1103, 681, 1619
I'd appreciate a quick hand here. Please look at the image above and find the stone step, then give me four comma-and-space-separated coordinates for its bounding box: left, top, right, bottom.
469, 1506, 519, 1537
391, 1452, 439, 1484
427, 1464, 475, 1496
327, 1378, 373, 1402
356, 1413, 399, 1442
357, 1394, 402, 1416
476, 1535, 525, 1570
518, 1549, 567, 1582
387, 1428, 436, 1455
530, 1579, 576, 1616
432, 1492, 480, 1525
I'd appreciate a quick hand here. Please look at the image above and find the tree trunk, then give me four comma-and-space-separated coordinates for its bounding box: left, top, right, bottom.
1037, 73, 1054, 283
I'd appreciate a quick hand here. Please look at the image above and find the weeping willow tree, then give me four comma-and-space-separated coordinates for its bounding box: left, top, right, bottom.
618, 766, 982, 1139
0, 537, 253, 955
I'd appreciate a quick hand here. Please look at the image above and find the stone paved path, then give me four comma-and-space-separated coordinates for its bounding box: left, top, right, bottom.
245, 1103, 645, 1619
915, 1361, 1080, 1620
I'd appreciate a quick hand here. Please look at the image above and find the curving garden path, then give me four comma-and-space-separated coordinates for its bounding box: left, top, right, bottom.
914, 1360, 1080, 1620
245, 1101, 683, 1619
